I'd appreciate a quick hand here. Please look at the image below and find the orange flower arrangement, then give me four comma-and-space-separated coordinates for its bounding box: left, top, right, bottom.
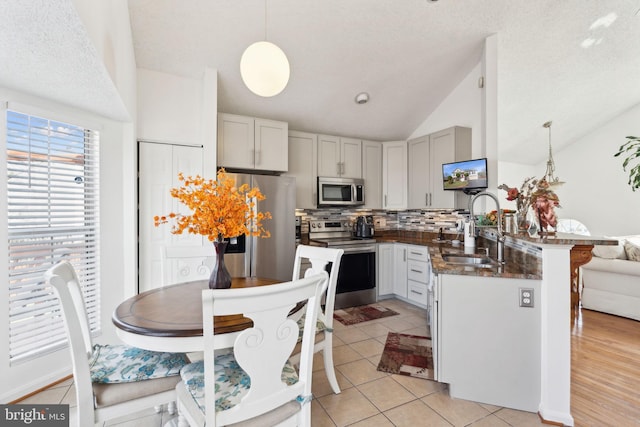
154, 168, 271, 242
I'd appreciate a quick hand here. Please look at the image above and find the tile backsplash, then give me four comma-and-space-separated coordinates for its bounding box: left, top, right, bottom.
296, 208, 467, 234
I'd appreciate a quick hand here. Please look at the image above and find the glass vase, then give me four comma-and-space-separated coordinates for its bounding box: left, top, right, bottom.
210, 241, 232, 289
516, 210, 530, 234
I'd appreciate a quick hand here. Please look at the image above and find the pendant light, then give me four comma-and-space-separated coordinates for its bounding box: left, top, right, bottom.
542, 121, 565, 187
240, 1, 290, 97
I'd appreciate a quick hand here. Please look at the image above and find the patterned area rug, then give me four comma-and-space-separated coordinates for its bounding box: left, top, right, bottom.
333, 304, 399, 326
376, 332, 434, 380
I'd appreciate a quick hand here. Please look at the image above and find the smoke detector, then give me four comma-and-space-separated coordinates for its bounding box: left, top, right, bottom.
355, 92, 369, 104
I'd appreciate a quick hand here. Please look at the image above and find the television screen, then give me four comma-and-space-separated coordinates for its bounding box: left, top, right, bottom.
442, 158, 488, 191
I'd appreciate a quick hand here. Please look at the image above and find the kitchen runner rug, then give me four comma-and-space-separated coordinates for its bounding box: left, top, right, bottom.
333, 304, 399, 326
376, 332, 434, 380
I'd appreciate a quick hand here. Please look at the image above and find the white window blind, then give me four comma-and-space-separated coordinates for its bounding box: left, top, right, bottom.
7, 110, 101, 364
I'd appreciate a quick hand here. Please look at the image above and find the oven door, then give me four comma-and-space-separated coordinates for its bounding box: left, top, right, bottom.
331, 245, 376, 309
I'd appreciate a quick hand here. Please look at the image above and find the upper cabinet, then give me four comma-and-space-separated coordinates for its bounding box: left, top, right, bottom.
318, 135, 362, 178
408, 126, 471, 209
283, 131, 318, 209
217, 113, 288, 172
382, 141, 408, 210
362, 140, 382, 209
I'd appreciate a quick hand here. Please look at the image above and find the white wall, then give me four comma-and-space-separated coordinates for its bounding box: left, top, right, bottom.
549, 103, 640, 236
409, 62, 483, 157
137, 67, 218, 177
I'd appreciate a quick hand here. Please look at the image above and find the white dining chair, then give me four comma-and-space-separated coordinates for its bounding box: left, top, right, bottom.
45, 261, 189, 427
161, 245, 216, 285
289, 245, 344, 394
175, 271, 329, 427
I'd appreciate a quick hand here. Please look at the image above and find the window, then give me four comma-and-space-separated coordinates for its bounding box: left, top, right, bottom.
7, 110, 100, 364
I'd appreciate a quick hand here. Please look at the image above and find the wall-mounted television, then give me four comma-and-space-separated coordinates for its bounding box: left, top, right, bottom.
442, 158, 488, 194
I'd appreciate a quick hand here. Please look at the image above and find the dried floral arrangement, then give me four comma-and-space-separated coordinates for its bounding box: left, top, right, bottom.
154, 168, 271, 242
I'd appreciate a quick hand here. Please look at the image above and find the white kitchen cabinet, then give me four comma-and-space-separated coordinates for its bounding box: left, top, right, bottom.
406, 245, 430, 307
436, 274, 541, 411
284, 130, 317, 209
318, 135, 362, 178
393, 244, 408, 298
408, 126, 471, 209
376, 243, 395, 297
217, 113, 288, 172
382, 140, 407, 210
362, 140, 382, 209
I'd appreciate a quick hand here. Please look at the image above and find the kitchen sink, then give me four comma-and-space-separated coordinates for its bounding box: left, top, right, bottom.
442, 254, 499, 267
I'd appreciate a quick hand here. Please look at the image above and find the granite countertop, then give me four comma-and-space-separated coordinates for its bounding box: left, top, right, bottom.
375, 230, 543, 279
300, 229, 617, 280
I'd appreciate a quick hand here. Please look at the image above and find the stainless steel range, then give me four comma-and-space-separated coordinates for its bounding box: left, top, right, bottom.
308, 219, 376, 309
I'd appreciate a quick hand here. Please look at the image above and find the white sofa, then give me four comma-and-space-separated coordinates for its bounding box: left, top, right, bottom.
581, 235, 640, 321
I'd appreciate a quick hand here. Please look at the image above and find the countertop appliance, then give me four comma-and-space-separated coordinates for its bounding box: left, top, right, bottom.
308, 219, 376, 309
224, 173, 296, 282
317, 176, 365, 207
355, 215, 374, 238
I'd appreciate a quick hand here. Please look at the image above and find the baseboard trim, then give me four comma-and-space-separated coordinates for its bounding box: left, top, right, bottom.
11, 374, 73, 404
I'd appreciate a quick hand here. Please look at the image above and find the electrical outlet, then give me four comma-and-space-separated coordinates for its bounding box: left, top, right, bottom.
519, 288, 534, 308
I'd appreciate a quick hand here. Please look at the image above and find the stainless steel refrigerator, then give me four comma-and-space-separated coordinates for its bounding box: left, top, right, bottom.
223, 173, 296, 282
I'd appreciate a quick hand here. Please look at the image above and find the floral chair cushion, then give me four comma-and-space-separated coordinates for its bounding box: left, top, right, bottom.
295, 314, 326, 342
89, 344, 188, 384
180, 349, 298, 413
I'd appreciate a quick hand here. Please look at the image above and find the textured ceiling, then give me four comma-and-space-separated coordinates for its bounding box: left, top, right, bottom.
1, 1, 638, 164
127, 0, 640, 164
0, 0, 129, 121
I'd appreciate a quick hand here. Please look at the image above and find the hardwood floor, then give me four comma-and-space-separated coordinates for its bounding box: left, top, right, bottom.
571, 308, 640, 426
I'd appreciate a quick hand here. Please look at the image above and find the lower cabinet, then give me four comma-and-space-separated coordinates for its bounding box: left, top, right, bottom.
393, 244, 408, 298
377, 244, 395, 297
377, 243, 430, 308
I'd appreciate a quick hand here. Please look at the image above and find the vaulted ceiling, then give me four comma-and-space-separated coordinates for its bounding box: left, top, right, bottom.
1, 1, 639, 165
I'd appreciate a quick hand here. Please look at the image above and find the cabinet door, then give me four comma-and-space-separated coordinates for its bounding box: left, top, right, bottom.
217, 113, 254, 169
340, 137, 362, 178
393, 244, 408, 298
362, 140, 382, 209
382, 141, 407, 210
284, 131, 317, 209
139, 142, 204, 293
429, 128, 456, 209
377, 244, 395, 296
254, 118, 288, 172
407, 136, 431, 208
317, 134, 341, 177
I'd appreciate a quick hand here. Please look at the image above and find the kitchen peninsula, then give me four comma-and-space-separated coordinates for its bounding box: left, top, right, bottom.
375, 229, 616, 426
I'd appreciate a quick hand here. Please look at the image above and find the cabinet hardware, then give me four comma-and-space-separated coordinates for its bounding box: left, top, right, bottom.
384, 195, 387, 206
426, 193, 428, 206
410, 269, 423, 273
336, 163, 341, 175
404, 249, 407, 262
410, 290, 423, 295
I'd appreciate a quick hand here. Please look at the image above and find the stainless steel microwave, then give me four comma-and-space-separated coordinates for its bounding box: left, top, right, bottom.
317, 177, 365, 207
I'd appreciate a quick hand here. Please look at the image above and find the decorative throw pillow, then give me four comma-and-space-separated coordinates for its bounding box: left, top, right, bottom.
592, 236, 627, 260
89, 344, 188, 383
624, 241, 640, 262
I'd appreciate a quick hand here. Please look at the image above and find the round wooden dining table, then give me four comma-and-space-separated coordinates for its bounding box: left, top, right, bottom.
112, 277, 279, 353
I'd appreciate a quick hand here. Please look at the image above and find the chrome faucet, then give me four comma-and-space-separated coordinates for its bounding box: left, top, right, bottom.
469, 191, 506, 263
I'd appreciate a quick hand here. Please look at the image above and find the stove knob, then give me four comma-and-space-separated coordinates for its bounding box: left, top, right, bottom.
317, 223, 323, 228
311, 223, 316, 228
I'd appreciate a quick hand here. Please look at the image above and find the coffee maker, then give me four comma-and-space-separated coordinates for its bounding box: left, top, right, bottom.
354, 215, 374, 238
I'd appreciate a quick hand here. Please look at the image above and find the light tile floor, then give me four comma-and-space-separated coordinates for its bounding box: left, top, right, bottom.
20, 298, 544, 426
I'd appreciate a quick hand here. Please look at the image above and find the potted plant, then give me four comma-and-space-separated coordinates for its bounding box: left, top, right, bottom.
615, 135, 640, 191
